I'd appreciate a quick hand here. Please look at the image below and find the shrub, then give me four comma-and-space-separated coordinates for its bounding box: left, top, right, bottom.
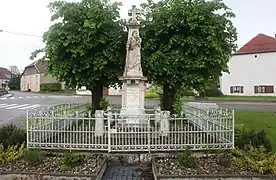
145, 92, 159, 99
217, 153, 232, 167
0, 144, 25, 164
181, 89, 196, 97
205, 87, 223, 97
231, 145, 276, 174
179, 149, 195, 168
61, 151, 85, 172
24, 149, 44, 166
0, 124, 26, 149
235, 125, 272, 152
100, 97, 109, 110
40, 83, 62, 92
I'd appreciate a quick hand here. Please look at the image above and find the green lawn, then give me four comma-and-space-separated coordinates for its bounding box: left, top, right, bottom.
208, 95, 276, 101
235, 111, 276, 152
171, 95, 276, 101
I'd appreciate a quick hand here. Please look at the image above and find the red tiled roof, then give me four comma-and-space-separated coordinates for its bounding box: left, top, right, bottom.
0, 67, 10, 79
235, 33, 276, 55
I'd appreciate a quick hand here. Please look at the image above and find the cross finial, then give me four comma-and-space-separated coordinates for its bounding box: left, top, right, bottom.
128, 5, 141, 24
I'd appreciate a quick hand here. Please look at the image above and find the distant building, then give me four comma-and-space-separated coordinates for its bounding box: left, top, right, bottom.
220, 33, 276, 96
0, 67, 11, 89
20, 60, 64, 92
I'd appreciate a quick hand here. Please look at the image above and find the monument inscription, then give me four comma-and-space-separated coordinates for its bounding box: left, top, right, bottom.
126, 87, 140, 107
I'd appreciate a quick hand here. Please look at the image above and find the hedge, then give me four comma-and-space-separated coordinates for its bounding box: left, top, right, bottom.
40, 83, 62, 92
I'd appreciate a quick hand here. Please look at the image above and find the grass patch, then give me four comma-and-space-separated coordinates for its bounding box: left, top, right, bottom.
235, 111, 276, 152
208, 95, 276, 101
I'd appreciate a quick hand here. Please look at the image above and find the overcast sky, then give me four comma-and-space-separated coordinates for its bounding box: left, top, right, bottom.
1, 0, 276, 70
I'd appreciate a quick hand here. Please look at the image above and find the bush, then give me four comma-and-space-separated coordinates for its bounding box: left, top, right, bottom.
61, 151, 85, 172
0, 144, 25, 164
181, 89, 196, 97
0, 124, 26, 149
24, 149, 44, 166
205, 87, 223, 97
232, 145, 276, 174
217, 153, 232, 167
145, 92, 159, 99
235, 125, 272, 152
40, 83, 62, 92
179, 149, 195, 168
100, 97, 109, 110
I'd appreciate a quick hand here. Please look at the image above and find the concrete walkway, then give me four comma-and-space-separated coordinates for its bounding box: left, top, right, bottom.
102, 166, 141, 180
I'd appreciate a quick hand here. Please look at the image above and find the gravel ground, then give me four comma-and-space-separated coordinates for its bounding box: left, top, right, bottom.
155, 154, 257, 176
0, 154, 105, 174
140, 162, 154, 180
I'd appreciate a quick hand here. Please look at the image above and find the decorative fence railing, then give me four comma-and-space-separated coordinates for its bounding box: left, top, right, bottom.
26, 102, 234, 152
183, 102, 234, 144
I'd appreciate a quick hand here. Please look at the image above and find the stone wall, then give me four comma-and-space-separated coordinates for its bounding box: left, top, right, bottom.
1, 173, 95, 180
152, 158, 276, 180
0, 158, 107, 180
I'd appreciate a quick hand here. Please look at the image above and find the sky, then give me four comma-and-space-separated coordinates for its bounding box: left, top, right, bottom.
0, 0, 276, 70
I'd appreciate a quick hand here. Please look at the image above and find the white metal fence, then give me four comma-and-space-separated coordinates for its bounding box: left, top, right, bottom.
26, 102, 234, 152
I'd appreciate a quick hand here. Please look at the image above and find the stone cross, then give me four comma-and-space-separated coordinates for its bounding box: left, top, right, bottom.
128, 5, 141, 24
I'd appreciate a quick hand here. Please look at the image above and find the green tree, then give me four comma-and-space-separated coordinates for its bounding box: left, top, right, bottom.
40, 0, 126, 112
141, 0, 237, 112
8, 65, 21, 90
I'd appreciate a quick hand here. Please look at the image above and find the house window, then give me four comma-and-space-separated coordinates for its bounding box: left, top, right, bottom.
254, 85, 274, 94
230, 86, 244, 93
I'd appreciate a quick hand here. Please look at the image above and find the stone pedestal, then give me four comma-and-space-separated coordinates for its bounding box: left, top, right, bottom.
119, 76, 147, 125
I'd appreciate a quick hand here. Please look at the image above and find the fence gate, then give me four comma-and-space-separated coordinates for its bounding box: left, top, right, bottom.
106, 113, 154, 152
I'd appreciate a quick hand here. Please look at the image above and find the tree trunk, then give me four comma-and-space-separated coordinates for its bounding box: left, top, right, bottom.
91, 82, 103, 114
162, 83, 176, 113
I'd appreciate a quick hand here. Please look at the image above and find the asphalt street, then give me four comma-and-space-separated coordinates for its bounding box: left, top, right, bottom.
0, 91, 276, 127
0, 91, 88, 127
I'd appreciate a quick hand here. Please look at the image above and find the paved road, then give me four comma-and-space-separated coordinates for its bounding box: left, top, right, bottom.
0, 91, 89, 126
1, 91, 276, 127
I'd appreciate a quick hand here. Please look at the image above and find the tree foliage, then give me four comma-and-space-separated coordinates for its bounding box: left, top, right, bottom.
8, 65, 20, 90
42, 0, 127, 111
141, 0, 237, 111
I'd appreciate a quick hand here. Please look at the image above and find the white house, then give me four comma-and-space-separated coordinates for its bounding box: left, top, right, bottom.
221, 33, 276, 96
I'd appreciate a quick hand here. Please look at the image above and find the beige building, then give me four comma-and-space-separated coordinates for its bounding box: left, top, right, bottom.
21, 60, 64, 92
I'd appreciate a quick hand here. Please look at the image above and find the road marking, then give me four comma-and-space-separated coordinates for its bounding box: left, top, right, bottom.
18, 97, 23, 99
10, 97, 15, 99
33, 96, 38, 98
0, 97, 7, 100
0, 104, 6, 106
26, 96, 31, 98
0, 104, 18, 108
5, 104, 30, 110
18, 104, 40, 110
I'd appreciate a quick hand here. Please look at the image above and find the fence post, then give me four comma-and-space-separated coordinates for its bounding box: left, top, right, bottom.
107, 107, 112, 152
26, 110, 29, 149
147, 114, 151, 153
154, 106, 161, 126
160, 111, 170, 136
95, 110, 104, 136
232, 109, 235, 148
